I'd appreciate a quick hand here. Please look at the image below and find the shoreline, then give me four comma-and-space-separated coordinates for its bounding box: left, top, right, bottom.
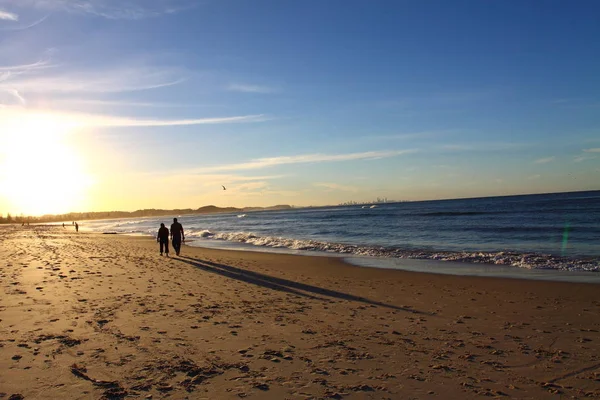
72, 212, 600, 273
2, 226, 600, 398
187, 237, 600, 284
83, 228, 600, 283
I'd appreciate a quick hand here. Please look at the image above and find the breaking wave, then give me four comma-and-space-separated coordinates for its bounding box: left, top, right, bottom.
186, 230, 600, 272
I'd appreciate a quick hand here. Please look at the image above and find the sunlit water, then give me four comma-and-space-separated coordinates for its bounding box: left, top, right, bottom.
81, 191, 600, 278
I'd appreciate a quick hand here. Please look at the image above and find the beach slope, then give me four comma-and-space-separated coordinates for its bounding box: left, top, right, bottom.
1, 226, 599, 399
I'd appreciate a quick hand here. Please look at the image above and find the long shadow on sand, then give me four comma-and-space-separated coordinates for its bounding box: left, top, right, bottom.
176, 255, 428, 314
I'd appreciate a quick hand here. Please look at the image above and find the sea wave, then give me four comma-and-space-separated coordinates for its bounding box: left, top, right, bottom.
185, 229, 600, 272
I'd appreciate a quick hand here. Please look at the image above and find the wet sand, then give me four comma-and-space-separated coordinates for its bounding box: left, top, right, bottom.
1, 225, 600, 399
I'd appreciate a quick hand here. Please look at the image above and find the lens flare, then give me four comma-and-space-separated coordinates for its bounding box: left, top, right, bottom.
561, 222, 571, 256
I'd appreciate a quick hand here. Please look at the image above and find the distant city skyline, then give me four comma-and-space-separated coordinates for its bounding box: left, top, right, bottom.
1, 0, 599, 216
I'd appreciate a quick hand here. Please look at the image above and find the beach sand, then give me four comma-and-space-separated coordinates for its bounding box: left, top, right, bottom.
1, 225, 600, 399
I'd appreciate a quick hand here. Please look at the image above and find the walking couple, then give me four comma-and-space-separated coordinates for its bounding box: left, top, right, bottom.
157, 218, 185, 256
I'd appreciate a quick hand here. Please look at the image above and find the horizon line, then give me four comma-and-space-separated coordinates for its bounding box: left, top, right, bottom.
2, 188, 598, 219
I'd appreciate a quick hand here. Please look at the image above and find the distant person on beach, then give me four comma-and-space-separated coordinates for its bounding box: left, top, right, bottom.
170, 218, 185, 256
62, 223, 65, 228
157, 223, 170, 256
75, 222, 79, 232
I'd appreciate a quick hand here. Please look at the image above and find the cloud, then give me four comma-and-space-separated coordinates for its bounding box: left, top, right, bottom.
0, 14, 49, 31
150, 173, 284, 196
442, 144, 474, 151
440, 142, 530, 152
192, 174, 286, 184
2, 0, 194, 20
0, 58, 188, 107
533, 156, 555, 164
81, 113, 266, 127
373, 130, 451, 140
234, 181, 270, 192
2, 89, 26, 105
314, 183, 359, 192
227, 83, 279, 94
527, 174, 541, 180
574, 155, 595, 163
0, 64, 185, 96
0, 59, 52, 73
0, 109, 266, 130
0, 9, 18, 20
573, 149, 599, 163
199, 149, 417, 172
63, 99, 219, 108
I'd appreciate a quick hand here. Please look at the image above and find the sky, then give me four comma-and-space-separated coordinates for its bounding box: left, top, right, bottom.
0, 0, 599, 216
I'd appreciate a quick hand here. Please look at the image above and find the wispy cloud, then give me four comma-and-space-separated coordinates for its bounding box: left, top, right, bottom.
150, 173, 285, 196
314, 182, 359, 192
2, 0, 194, 20
442, 144, 474, 151
533, 156, 555, 164
58, 98, 223, 109
1, 65, 185, 95
0, 58, 187, 107
574, 155, 593, 163
233, 181, 270, 192
199, 149, 417, 172
0, 14, 49, 31
227, 83, 279, 94
0, 9, 18, 20
196, 174, 286, 184
371, 130, 453, 141
574, 148, 599, 163
2, 88, 26, 105
156, 173, 284, 185
440, 142, 530, 152
82, 113, 266, 127
0, 109, 266, 129
0, 59, 52, 73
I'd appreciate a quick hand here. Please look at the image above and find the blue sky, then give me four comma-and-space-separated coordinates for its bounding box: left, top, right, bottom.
0, 0, 599, 214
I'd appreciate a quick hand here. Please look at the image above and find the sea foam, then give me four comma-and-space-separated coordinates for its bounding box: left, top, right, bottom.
185, 229, 600, 272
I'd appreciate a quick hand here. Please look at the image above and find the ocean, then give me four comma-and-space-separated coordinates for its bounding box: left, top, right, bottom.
82, 190, 600, 279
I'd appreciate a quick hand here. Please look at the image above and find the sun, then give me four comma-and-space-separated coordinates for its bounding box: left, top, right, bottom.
0, 111, 93, 216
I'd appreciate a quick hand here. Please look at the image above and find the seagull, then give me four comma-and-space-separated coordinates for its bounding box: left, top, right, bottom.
222, 185, 226, 190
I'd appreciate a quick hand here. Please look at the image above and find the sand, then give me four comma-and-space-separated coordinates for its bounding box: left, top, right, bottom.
1, 225, 600, 399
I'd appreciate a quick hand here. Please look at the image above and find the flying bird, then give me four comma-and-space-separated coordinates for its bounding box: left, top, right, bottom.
222, 185, 226, 190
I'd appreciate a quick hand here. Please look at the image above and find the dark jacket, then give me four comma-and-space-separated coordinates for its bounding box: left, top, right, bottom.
171, 222, 184, 240
157, 226, 169, 242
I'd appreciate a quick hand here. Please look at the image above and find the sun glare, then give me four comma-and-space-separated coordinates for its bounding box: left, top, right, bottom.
0, 112, 93, 216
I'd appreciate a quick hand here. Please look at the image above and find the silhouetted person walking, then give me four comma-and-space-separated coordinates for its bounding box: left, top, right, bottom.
157, 223, 170, 256
75, 222, 79, 232
170, 218, 184, 256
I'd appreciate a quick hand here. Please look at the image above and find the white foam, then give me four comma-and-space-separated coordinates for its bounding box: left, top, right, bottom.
188, 229, 214, 238
184, 229, 600, 272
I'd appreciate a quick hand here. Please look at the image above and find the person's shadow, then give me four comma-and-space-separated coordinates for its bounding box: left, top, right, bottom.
176, 255, 429, 315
